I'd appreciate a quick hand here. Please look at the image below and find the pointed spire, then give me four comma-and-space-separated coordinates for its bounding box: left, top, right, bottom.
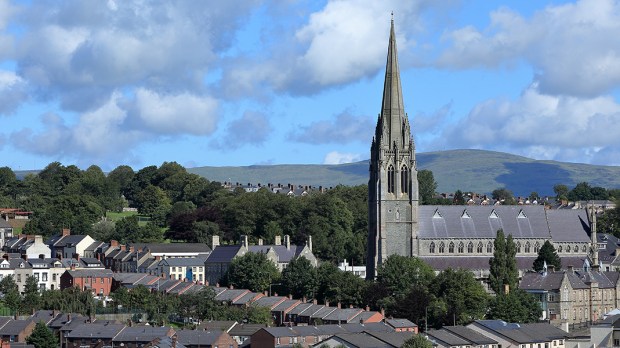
378, 15, 408, 148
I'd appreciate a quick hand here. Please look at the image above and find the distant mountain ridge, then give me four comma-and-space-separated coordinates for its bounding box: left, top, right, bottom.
187, 149, 620, 196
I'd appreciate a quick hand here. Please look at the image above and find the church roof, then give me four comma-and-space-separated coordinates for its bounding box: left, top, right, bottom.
418, 205, 590, 241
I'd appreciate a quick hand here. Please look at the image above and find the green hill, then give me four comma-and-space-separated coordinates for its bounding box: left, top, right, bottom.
187, 149, 620, 196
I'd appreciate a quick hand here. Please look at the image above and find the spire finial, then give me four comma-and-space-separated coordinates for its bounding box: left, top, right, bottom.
391, 11, 394, 21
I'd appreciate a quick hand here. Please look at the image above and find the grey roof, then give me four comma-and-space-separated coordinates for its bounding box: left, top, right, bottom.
443, 326, 497, 345
419, 206, 552, 239
228, 323, 267, 336
323, 308, 364, 322
351, 311, 383, 323
427, 329, 471, 346
215, 289, 249, 302
272, 299, 301, 312
30, 310, 58, 325
248, 245, 306, 263
0, 319, 33, 335
253, 295, 286, 309
473, 320, 568, 343
51, 234, 91, 247
328, 332, 394, 348
547, 209, 591, 243
287, 302, 313, 315
520, 272, 565, 291
197, 320, 237, 332
385, 318, 416, 329
65, 322, 125, 338
298, 304, 325, 318
176, 330, 227, 345
159, 257, 205, 267
48, 313, 89, 329
311, 306, 337, 319
66, 269, 113, 278
113, 326, 173, 342
365, 331, 417, 347
232, 291, 262, 305
206, 245, 242, 263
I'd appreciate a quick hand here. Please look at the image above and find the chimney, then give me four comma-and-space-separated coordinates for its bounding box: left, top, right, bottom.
325, 300, 329, 307
73, 253, 80, 261
380, 308, 385, 318
337, 302, 341, 309
62, 228, 70, 237
313, 299, 317, 305
350, 304, 354, 309
365, 306, 370, 311
258, 238, 263, 246
34, 235, 43, 244
129, 246, 135, 253
275, 235, 281, 246
549, 265, 555, 273
307, 235, 313, 252
110, 240, 119, 247
240, 235, 248, 248
568, 265, 574, 273
284, 235, 291, 250
504, 284, 510, 295
120, 245, 126, 251
211, 235, 220, 249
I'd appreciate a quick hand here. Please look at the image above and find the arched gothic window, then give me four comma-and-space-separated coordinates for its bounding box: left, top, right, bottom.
516, 242, 521, 253
582, 245, 587, 252
486, 242, 493, 253
458, 242, 464, 253
439, 242, 445, 253
574, 245, 578, 252
387, 165, 395, 193
534, 242, 541, 253
429, 242, 435, 254
525, 242, 531, 253
558, 245, 563, 253
449, 242, 455, 253
477, 242, 483, 253
467, 242, 474, 253
401, 165, 408, 194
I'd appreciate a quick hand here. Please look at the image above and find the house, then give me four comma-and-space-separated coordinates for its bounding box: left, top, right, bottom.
385, 319, 418, 333
467, 320, 568, 348
0, 318, 35, 344
519, 266, 620, 326
205, 234, 317, 286
64, 322, 126, 348
46, 229, 96, 259
425, 326, 498, 348
313, 331, 415, 348
2, 235, 51, 259
157, 257, 206, 283
112, 326, 175, 347
0, 218, 13, 249
60, 269, 114, 297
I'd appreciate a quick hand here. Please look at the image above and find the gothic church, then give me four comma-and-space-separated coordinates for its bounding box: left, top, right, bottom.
366, 19, 595, 280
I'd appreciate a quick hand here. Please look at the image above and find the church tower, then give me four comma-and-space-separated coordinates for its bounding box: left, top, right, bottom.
367, 18, 419, 279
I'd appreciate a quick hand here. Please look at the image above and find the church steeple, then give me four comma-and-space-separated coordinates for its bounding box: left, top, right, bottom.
375, 16, 411, 151
367, 17, 419, 279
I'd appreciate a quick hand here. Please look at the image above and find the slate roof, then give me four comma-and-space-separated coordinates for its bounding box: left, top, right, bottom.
272, 299, 301, 312
427, 328, 471, 346
329, 332, 393, 348
67, 269, 113, 278
520, 272, 565, 291
287, 302, 313, 315
215, 289, 249, 302
65, 322, 126, 338
197, 320, 237, 332
134, 243, 211, 254
0, 319, 33, 335
228, 323, 267, 337
206, 245, 242, 263
323, 308, 364, 322
113, 326, 173, 341
385, 318, 416, 329
248, 245, 306, 263
423, 256, 586, 272
443, 325, 497, 345
351, 311, 383, 323
597, 234, 620, 263
176, 330, 227, 345
50, 234, 91, 247
232, 291, 263, 305
472, 320, 568, 343
547, 209, 591, 243
365, 331, 416, 347
253, 295, 286, 309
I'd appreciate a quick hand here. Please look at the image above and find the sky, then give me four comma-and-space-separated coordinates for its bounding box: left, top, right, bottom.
1, 0, 620, 171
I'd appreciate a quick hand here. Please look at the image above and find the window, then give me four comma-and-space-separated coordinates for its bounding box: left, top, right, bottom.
573, 309, 576, 320
534, 242, 541, 253
401, 166, 408, 194
100, 278, 104, 283
439, 242, 445, 253
525, 242, 531, 253
449, 242, 455, 253
516, 242, 521, 253
52, 274, 57, 281
477, 242, 483, 253
429, 242, 435, 254
387, 165, 395, 194
42, 273, 48, 281
34, 273, 39, 281
458, 242, 464, 253
17, 274, 21, 282
558, 245, 562, 253
574, 245, 578, 252
486, 242, 493, 253
468, 242, 473, 253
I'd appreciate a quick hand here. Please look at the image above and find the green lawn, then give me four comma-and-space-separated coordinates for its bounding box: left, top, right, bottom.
105, 211, 151, 226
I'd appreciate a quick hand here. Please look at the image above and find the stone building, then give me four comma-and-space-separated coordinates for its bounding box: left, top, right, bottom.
367, 19, 597, 280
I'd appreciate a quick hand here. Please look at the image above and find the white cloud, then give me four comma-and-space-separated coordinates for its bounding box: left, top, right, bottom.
323, 151, 363, 164
288, 111, 373, 144
0, 70, 28, 114
433, 84, 620, 165
212, 110, 271, 150
437, 0, 620, 97
132, 89, 218, 135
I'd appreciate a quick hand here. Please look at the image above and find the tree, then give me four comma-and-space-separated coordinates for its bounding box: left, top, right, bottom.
0, 275, 20, 314
377, 255, 435, 298
488, 230, 518, 294
432, 268, 488, 325
281, 256, 317, 300
402, 334, 433, 348
26, 321, 58, 348
488, 289, 541, 323
492, 188, 515, 205
453, 190, 465, 205
533, 241, 561, 272
225, 252, 280, 292
418, 170, 438, 205
114, 215, 141, 243
554, 184, 569, 201
22, 275, 42, 313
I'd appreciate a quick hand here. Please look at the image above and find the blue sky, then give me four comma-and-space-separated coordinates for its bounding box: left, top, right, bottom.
1, 0, 620, 171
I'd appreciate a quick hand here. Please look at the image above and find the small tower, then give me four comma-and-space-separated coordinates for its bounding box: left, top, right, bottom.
367, 17, 419, 279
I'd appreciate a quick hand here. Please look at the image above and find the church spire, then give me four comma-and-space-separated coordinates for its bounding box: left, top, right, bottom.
378, 15, 408, 148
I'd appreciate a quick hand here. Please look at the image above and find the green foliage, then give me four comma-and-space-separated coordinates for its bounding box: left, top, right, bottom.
418, 170, 438, 204
492, 188, 516, 205
0, 275, 20, 313
22, 275, 42, 313
402, 334, 433, 348
27, 321, 58, 348
225, 252, 280, 292
488, 230, 518, 294
377, 255, 435, 297
322, 269, 367, 307
533, 241, 561, 272
488, 289, 541, 323
554, 184, 569, 200
453, 190, 465, 205
431, 268, 489, 326
281, 256, 317, 300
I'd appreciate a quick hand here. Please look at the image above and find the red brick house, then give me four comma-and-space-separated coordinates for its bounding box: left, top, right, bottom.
60, 269, 113, 296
